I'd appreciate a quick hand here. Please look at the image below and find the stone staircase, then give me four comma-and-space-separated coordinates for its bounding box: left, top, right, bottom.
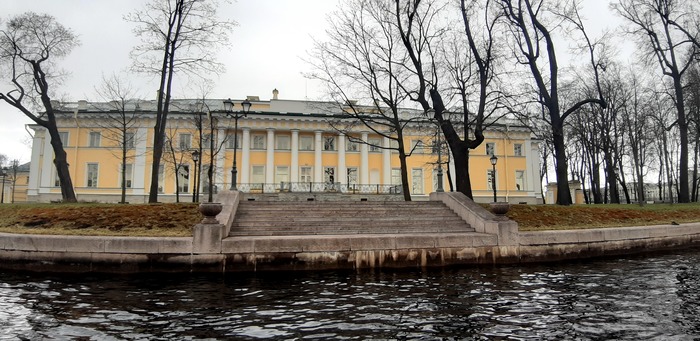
228, 200, 474, 236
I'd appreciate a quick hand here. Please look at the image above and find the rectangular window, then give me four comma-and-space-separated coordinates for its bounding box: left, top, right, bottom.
323, 136, 336, 151
125, 132, 135, 149
514, 143, 523, 156
300, 166, 313, 182
177, 164, 190, 193
202, 133, 213, 149
58, 132, 69, 146
226, 133, 241, 149
485, 142, 495, 156
120, 164, 133, 188
86, 163, 99, 188
487, 170, 496, 190
179, 133, 191, 150
515, 170, 525, 191
275, 166, 289, 183
89, 132, 101, 147
276, 135, 290, 150
252, 134, 266, 150
324, 167, 336, 183
299, 136, 314, 151
432, 168, 440, 191
346, 138, 359, 152
347, 167, 358, 185
368, 137, 382, 152
391, 168, 401, 186
410, 139, 423, 154
251, 165, 265, 183
157, 164, 165, 193
54, 170, 61, 187
412, 168, 424, 194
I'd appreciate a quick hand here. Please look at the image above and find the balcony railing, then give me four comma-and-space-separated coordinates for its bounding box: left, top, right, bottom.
236, 182, 402, 195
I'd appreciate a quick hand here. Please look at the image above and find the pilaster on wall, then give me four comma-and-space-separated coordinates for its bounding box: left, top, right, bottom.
28, 128, 45, 196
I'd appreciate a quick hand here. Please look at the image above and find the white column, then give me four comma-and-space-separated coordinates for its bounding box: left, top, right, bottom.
132, 127, 148, 194
27, 128, 45, 196
382, 136, 391, 185
215, 128, 226, 189
40, 129, 54, 191
528, 140, 542, 197
314, 131, 323, 182
266, 128, 275, 184
291, 129, 299, 182
241, 128, 251, 184
337, 133, 346, 185
360, 132, 369, 184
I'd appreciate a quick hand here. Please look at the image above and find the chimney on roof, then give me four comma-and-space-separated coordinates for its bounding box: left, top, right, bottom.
78, 100, 88, 110
272, 88, 279, 100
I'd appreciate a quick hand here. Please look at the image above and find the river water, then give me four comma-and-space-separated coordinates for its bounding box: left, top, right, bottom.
1, 249, 700, 340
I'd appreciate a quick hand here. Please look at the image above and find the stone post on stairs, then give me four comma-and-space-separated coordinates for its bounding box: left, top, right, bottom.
193, 202, 225, 254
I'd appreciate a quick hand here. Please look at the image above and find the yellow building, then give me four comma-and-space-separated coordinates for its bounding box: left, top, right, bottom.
25, 93, 543, 203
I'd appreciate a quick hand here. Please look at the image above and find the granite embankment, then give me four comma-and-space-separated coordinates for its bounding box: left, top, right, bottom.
1, 191, 699, 273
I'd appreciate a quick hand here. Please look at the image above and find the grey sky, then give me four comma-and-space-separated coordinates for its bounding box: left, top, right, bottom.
1, 0, 625, 164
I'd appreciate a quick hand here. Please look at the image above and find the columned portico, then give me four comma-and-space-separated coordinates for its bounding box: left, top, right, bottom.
240, 128, 251, 184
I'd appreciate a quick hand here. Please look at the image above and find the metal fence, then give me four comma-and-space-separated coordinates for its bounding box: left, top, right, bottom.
236, 182, 402, 195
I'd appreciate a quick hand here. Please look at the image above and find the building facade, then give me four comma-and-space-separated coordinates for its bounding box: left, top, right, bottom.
24, 95, 543, 203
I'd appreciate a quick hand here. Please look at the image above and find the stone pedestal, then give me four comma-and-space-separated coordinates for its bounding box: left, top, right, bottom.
193, 202, 224, 254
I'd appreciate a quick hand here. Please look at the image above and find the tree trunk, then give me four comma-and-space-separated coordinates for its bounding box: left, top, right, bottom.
398, 152, 411, 201
47, 129, 77, 202
552, 123, 572, 205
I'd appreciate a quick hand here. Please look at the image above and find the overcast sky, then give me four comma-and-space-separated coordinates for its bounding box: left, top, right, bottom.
1, 0, 624, 164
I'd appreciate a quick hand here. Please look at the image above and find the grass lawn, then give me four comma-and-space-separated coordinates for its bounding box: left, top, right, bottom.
0, 202, 200, 237
0, 201, 699, 236
506, 202, 700, 231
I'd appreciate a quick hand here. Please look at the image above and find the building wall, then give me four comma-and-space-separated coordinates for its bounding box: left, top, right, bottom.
23, 98, 543, 203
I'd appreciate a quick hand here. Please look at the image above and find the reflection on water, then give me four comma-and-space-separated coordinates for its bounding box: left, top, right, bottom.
2, 250, 700, 340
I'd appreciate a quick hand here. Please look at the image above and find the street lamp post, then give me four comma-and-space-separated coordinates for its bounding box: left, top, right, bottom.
436, 127, 444, 192
223, 98, 251, 190
490, 154, 498, 202
191, 150, 200, 202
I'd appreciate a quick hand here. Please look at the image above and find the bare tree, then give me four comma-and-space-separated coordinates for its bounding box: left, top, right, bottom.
93, 73, 143, 204
396, 0, 507, 199
0, 12, 79, 202
498, 0, 607, 205
613, 0, 699, 203
126, 0, 235, 203
309, 0, 421, 200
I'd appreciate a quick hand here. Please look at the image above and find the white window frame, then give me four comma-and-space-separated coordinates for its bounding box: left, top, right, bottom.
179, 133, 191, 150
485, 142, 495, 156
89, 132, 101, 147
58, 131, 69, 147
275, 166, 290, 183
300, 166, 313, 182
125, 132, 135, 149
252, 134, 266, 150
299, 136, 314, 151
276, 135, 291, 150
86, 163, 99, 188
177, 164, 190, 193
226, 133, 241, 149
514, 143, 523, 157
251, 165, 265, 183
515, 170, 525, 191
323, 136, 336, 151
119, 163, 133, 188
346, 138, 359, 152
412, 168, 424, 194
368, 137, 382, 152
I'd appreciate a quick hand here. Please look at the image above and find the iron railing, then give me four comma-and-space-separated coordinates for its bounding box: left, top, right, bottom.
236, 182, 402, 195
